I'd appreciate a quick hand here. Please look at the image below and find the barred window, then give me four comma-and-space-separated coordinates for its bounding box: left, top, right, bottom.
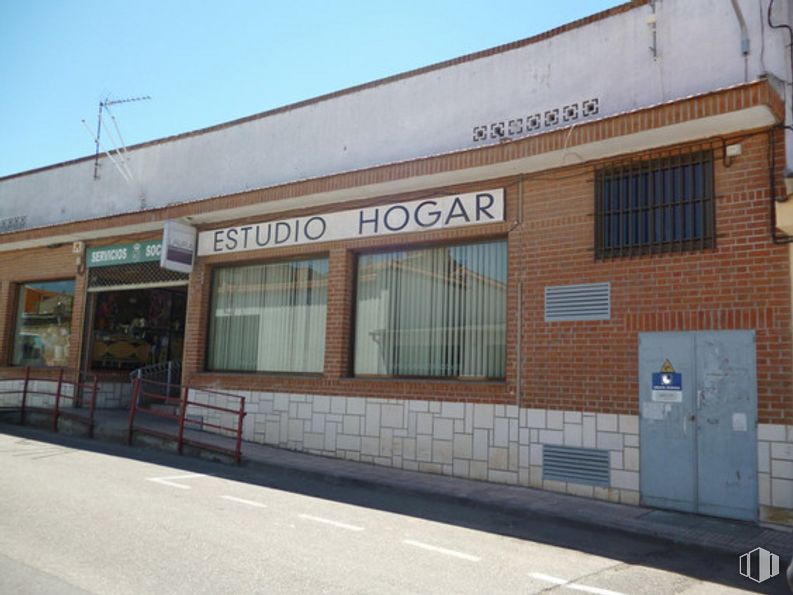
595, 150, 715, 259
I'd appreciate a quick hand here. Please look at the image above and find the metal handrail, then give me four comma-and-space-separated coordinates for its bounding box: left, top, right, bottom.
127, 377, 246, 464
0, 366, 99, 436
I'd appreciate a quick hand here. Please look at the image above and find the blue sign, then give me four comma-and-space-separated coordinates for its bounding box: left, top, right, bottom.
652, 372, 682, 391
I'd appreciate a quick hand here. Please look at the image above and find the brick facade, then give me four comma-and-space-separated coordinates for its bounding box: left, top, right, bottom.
174, 131, 791, 427
0, 89, 790, 424
0, 80, 790, 524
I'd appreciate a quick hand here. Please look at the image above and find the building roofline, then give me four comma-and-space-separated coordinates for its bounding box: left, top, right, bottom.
0, 77, 779, 254
0, 1, 643, 183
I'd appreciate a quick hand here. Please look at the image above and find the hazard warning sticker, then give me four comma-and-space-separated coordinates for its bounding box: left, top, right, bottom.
651, 360, 683, 403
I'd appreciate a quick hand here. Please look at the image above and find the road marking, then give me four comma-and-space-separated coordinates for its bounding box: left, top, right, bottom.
529, 573, 567, 585
221, 495, 267, 508
146, 473, 209, 489
31, 450, 76, 460
402, 539, 481, 562
297, 514, 364, 532
11, 448, 68, 457
529, 572, 626, 595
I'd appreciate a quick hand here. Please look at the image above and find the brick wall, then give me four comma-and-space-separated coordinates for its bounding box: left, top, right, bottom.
182, 180, 518, 404
1, 131, 789, 425
521, 132, 792, 424
0, 85, 789, 426
180, 131, 791, 425
0, 245, 86, 375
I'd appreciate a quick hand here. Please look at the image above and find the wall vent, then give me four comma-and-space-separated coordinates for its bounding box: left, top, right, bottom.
0, 215, 26, 233
542, 445, 610, 486
545, 282, 610, 322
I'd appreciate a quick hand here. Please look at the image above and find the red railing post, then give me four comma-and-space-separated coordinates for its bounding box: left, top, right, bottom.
74, 370, 82, 408
20, 366, 31, 425
176, 385, 188, 455
127, 378, 140, 445
88, 375, 98, 438
52, 368, 64, 432
234, 398, 246, 465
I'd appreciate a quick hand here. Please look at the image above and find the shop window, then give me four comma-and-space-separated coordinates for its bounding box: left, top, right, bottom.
11, 280, 75, 367
207, 258, 328, 373
595, 150, 715, 259
91, 288, 187, 371
354, 240, 506, 379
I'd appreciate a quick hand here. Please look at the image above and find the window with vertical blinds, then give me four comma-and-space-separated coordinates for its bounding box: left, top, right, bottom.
207, 258, 328, 373
354, 240, 506, 379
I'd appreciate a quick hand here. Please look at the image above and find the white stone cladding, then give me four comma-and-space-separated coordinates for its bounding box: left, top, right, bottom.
758, 423, 793, 525
0, 380, 23, 407
95, 382, 132, 409
0, 379, 125, 409
188, 390, 642, 505
0, 379, 74, 408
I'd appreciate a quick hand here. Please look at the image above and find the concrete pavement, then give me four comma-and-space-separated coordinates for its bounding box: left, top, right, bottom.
3, 407, 793, 561
0, 428, 762, 594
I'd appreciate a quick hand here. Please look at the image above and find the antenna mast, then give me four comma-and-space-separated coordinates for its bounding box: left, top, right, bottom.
91, 95, 151, 180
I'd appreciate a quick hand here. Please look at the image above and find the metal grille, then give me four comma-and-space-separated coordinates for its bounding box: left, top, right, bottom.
87, 261, 188, 291
543, 445, 610, 486
545, 282, 610, 322
595, 148, 715, 259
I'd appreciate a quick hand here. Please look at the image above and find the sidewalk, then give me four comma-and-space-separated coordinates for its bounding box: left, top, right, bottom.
6, 407, 793, 557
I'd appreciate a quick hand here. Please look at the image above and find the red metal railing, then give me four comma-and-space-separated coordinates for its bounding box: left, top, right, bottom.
128, 377, 246, 464
0, 366, 99, 436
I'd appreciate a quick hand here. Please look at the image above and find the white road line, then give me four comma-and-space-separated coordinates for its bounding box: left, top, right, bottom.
221, 495, 267, 508
297, 514, 365, 532
146, 473, 209, 489
567, 584, 627, 595
529, 573, 568, 585
529, 572, 626, 595
402, 539, 481, 562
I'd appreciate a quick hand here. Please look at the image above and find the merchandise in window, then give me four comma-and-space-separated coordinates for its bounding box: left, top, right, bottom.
208, 258, 328, 373
354, 240, 507, 379
12, 280, 75, 367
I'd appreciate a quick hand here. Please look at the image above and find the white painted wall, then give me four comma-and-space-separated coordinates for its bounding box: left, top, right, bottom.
1, 0, 790, 230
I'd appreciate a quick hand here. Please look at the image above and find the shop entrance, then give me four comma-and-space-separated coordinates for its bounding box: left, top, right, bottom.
88, 287, 187, 372
81, 256, 190, 408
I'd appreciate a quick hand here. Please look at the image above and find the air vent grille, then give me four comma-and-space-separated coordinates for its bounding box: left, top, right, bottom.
545, 282, 610, 322
542, 445, 610, 486
0, 215, 26, 233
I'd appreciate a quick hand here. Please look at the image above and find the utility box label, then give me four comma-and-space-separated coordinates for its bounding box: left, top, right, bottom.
651, 371, 683, 403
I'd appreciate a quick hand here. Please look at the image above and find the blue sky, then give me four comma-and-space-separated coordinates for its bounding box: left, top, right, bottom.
0, 1, 622, 178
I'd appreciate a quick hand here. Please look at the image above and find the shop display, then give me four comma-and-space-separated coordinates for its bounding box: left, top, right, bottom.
91, 288, 186, 370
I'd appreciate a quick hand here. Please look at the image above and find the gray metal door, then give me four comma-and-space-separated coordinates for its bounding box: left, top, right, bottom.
639, 331, 757, 521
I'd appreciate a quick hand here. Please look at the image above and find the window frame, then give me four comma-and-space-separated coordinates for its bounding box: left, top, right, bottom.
204, 253, 330, 375
594, 149, 716, 259
9, 278, 76, 368
351, 237, 508, 381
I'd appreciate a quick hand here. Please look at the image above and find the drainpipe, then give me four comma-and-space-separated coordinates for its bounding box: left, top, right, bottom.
730, 0, 751, 81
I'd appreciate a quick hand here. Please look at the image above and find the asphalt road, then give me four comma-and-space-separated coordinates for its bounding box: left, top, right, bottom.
0, 426, 787, 594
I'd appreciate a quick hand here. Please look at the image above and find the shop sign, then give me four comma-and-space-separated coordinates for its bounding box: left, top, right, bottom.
161, 220, 196, 274
197, 189, 505, 257
86, 240, 162, 268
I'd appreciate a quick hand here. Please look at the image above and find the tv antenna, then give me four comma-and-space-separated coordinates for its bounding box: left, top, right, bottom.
81, 94, 151, 182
